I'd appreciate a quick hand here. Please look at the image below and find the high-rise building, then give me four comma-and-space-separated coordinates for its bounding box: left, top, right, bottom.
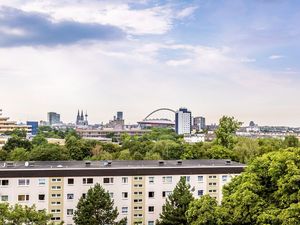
175, 108, 192, 135
117, 111, 123, 121
0, 109, 31, 134
0, 160, 244, 225
193, 116, 206, 131
47, 112, 60, 125
26, 121, 39, 135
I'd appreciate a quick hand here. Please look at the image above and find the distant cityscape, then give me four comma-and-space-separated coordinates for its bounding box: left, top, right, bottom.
1, 107, 300, 148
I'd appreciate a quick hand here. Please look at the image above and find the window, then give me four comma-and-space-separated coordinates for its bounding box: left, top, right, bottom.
149, 177, 154, 184
82, 193, 86, 199
51, 209, 61, 213
109, 193, 114, 198
134, 206, 143, 210
148, 191, 154, 198
162, 176, 172, 184
51, 194, 61, 198
183, 176, 190, 182
148, 221, 154, 225
68, 178, 74, 185
209, 190, 217, 193
133, 199, 143, 203
134, 184, 143, 188
134, 214, 143, 218
51, 186, 61, 190
38, 179, 46, 185
67, 209, 74, 216
162, 191, 172, 198
148, 206, 154, 212
222, 175, 228, 182
51, 178, 62, 182
67, 194, 74, 200
18, 179, 30, 186
83, 178, 93, 184
197, 176, 203, 182
122, 207, 128, 214
51, 201, 61, 205
38, 194, 45, 201
198, 190, 204, 196
208, 175, 217, 179
1, 195, 8, 201
0, 179, 9, 186
134, 177, 143, 181
122, 192, 128, 199
51, 217, 61, 221
209, 182, 217, 186
122, 177, 128, 184
103, 177, 114, 184
18, 195, 29, 201
134, 192, 142, 195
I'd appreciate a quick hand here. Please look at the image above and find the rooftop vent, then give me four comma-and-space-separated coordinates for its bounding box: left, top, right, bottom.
177, 160, 183, 165
225, 160, 232, 165
85, 161, 91, 167
158, 161, 165, 166
25, 161, 35, 167
104, 161, 112, 167
5, 162, 14, 167
57, 165, 63, 168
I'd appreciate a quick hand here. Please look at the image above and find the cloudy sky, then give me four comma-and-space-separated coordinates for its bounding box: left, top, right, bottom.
0, 0, 299, 126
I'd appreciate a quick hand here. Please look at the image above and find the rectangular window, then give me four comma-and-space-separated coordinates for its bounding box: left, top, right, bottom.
222, 175, 228, 182
162, 176, 172, 184
51, 201, 61, 205
51, 209, 61, 213
134, 191, 143, 195
51, 186, 61, 190
134, 206, 143, 210
67, 209, 74, 216
38, 194, 45, 201
148, 206, 154, 212
184, 176, 190, 182
122, 192, 128, 199
209, 182, 217, 186
1, 195, 8, 201
134, 184, 143, 188
208, 190, 217, 193
198, 190, 204, 196
208, 175, 217, 179
68, 178, 74, 185
148, 191, 154, 198
133, 199, 143, 203
134, 177, 143, 180
18, 179, 30, 186
83, 178, 93, 184
82, 193, 86, 199
51, 178, 62, 182
0, 180, 9, 186
122, 207, 128, 214
103, 178, 114, 184
51, 217, 61, 221
122, 177, 128, 184
197, 176, 203, 182
67, 194, 74, 200
38, 179, 46, 185
148, 221, 154, 225
51, 194, 61, 198
149, 177, 154, 184
18, 195, 29, 201
162, 191, 172, 198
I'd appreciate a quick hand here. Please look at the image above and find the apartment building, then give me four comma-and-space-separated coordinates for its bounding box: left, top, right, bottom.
0, 160, 245, 225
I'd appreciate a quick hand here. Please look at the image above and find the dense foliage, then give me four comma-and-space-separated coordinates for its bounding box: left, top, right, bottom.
156, 176, 194, 225
73, 183, 126, 225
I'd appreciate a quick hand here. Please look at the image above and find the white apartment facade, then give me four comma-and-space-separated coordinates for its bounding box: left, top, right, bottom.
175, 108, 192, 135
0, 160, 245, 225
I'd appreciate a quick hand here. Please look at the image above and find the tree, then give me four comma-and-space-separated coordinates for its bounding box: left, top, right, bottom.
186, 195, 221, 225
29, 144, 70, 161
233, 137, 260, 163
218, 147, 300, 225
32, 135, 48, 146
9, 147, 30, 161
73, 183, 126, 225
2, 137, 32, 152
0, 203, 53, 225
284, 135, 299, 148
156, 177, 194, 225
215, 116, 242, 149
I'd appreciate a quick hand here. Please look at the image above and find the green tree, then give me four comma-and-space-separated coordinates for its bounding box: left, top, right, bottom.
233, 137, 260, 163
9, 147, 30, 161
283, 135, 299, 148
0, 203, 53, 225
4, 129, 27, 138
2, 137, 32, 152
156, 177, 194, 225
29, 144, 70, 161
186, 195, 221, 225
73, 183, 126, 225
215, 116, 242, 149
32, 135, 48, 146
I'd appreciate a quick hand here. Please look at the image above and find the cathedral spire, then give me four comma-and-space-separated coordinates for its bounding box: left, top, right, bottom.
81, 110, 84, 121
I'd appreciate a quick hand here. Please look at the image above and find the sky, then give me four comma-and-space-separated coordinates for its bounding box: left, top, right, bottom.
0, 0, 299, 126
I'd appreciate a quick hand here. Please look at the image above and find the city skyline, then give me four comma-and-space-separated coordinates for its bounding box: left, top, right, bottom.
1, 0, 300, 126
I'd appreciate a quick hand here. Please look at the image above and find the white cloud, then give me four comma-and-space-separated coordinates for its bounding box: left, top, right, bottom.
269, 55, 284, 60
166, 59, 191, 66
176, 6, 198, 19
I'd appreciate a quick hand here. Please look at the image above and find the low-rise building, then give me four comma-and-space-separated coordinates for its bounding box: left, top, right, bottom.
0, 160, 245, 225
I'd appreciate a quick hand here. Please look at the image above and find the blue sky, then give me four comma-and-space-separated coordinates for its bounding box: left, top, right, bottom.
0, 0, 299, 126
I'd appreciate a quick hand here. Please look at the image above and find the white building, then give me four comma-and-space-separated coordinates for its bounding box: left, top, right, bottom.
175, 108, 192, 135
184, 134, 205, 143
0, 160, 245, 225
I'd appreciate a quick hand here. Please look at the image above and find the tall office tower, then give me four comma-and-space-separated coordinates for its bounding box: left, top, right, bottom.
117, 111, 123, 121
47, 112, 60, 125
175, 108, 192, 135
193, 116, 206, 131
26, 121, 39, 135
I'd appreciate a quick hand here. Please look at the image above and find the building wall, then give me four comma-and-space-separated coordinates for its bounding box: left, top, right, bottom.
0, 173, 238, 225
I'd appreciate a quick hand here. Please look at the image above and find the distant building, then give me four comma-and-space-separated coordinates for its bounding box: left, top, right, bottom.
117, 111, 123, 120
105, 112, 125, 130
76, 110, 88, 126
0, 109, 31, 135
193, 116, 206, 131
138, 119, 175, 129
47, 112, 60, 125
184, 134, 205, 143
26, 121, 39, 135
175, 108, 192, 135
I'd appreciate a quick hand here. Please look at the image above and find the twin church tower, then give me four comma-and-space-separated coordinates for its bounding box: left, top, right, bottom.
76, 110, 88, 126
